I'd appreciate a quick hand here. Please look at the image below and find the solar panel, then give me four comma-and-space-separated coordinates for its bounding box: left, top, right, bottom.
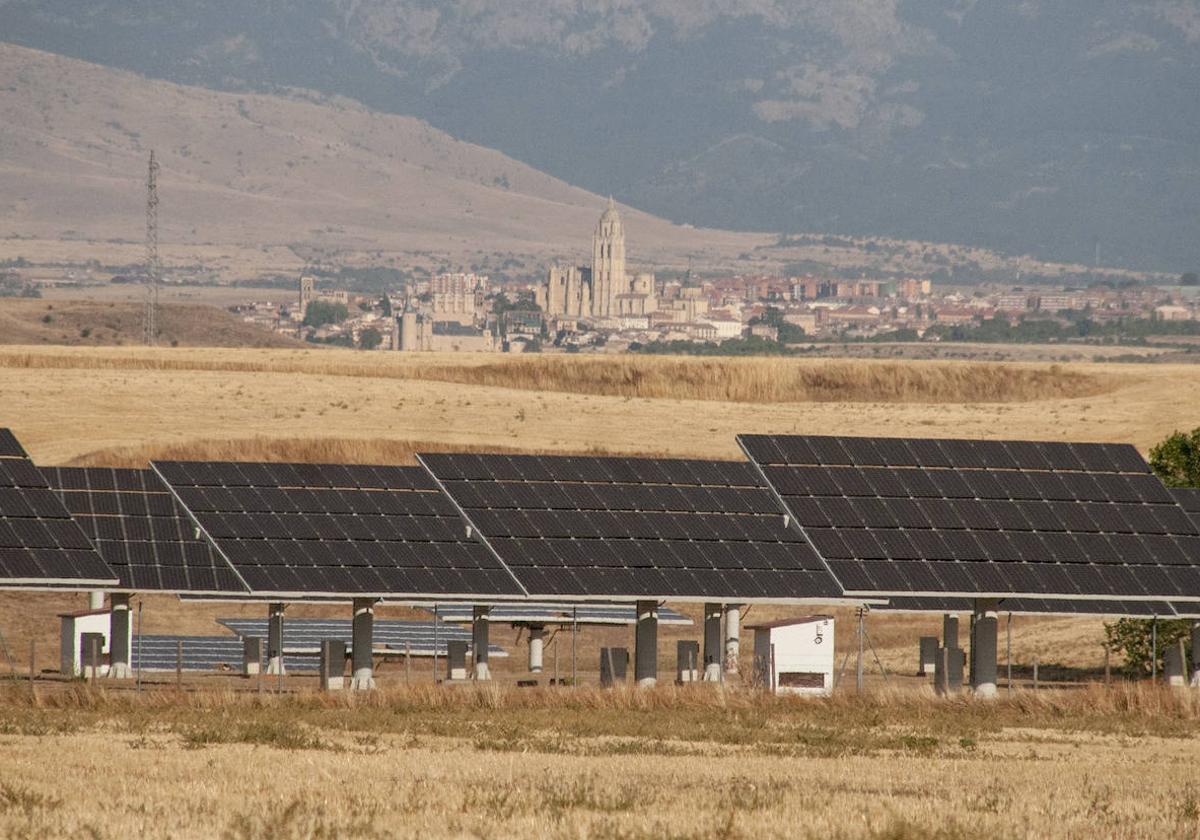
739, 434, 1200, 601
876, 597, 1173, 618
1171, 488, 1200, 517
419, 453, 847, 603
154, 461, 525, 599
218, 618, 507, 657
43, 467, 246, 594
0, 430, 116, 588
420, 603, 693, 626
131, 635, 315, 672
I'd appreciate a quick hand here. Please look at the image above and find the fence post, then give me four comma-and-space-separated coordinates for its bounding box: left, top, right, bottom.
176, 640, 183, 691
405, 642, 411, 684
1104, 643, 1111, 685
1032, 656, 1039, 690
28, 640, 35, 696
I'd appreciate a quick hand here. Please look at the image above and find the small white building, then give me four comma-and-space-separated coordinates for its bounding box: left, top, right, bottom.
59, 608, 125, 677
748, 615, 835, 696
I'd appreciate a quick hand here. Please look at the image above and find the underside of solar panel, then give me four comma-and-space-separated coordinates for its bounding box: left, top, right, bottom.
43, 467, 246, 594
0, 429, 116, 588
418, 453, 847, 602
739, 434, 1200, 601
151, 460, 526, 599
876, 596, 1173, 618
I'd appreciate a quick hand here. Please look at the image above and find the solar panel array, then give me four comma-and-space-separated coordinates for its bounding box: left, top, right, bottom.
739, 435, 1200, 600
877, 597, 1172, 618
423, 603, 693, 626
132, 635, 315, 672
218, 618, 508, 656
152, 462, 525, 599
1172, 488, 1200, 519
44, 467, 246, 594
420, 454, 843, 601
0, 429, 115, 587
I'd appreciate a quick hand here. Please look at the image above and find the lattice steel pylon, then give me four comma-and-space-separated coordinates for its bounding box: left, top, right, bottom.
143, 150, 160, 347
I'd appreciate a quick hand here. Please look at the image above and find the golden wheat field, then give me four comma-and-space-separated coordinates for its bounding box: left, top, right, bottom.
1, 685, 1199, 839
1, 346, 1199, 837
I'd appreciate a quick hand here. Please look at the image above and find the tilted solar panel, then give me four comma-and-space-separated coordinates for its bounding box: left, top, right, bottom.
876, 596, 1173, 618
43, 467, 246, 594
153, 461, 525, 599
739, 434, 1200, 601
1171, 488, 1200, 516
0, 430, 115, 587
418, 453, 847, 603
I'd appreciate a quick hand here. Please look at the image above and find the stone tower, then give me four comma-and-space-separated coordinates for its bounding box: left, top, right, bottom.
591, 197, 626, 317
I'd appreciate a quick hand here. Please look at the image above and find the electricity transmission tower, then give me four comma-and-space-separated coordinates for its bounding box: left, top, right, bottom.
143, 150, 160, 346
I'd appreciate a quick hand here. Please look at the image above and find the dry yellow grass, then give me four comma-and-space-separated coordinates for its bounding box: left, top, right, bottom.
0, 685, 1197, 838
0, 345, 1191, 467
0, 348, 1115, 402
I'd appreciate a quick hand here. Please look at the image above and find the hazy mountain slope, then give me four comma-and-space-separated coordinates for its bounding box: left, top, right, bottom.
1, 1, 1197, 271
0, 44, 768, 275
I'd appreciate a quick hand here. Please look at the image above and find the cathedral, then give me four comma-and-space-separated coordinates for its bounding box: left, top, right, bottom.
540, 199, 657, 320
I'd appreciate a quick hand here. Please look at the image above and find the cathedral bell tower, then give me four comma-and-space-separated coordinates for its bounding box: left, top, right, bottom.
591, 197, 626, 317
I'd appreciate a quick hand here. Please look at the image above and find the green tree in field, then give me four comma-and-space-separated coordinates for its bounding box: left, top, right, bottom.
1149, 427, 1200, 487
358, 328, 383, 350
302, 300, 349, 328
1104, 426, 1200, 676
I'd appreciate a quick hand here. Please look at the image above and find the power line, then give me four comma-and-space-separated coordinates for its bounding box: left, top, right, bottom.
143, 150, 160, 347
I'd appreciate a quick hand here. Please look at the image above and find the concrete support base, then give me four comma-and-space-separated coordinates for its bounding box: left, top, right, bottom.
723, 605, 741, 675
266, 603, 286, 676
635, 600, 658, 688
107, 593, 132, 680
971, 600, 999, 699
702, 603, 722, 682
351, 598, 376, 691
1191, 621, 1200, 688
350, 668, 376, 691
528, 625, 544, 673
472, 606, 491, 681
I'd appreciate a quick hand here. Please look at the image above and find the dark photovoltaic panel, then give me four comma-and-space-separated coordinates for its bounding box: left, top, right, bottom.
419, 453, 846, 602
218, 618, 507, 657
132, 635, 316, 672
877, 597, 1173, 618
43, 467, 246, 594
1172, 488, 1200, 518
153, 461, 524, 599
423, 603, 693, 626
739, 434, 1200, 601
0, 429, 115, 587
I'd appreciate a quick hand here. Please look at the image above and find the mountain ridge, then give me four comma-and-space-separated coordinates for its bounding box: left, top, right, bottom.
2, 1, 1197, 271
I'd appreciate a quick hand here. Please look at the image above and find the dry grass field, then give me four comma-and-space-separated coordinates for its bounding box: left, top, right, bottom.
0, 685, 1198, 838
0, 347, 1198, 836
0, 300, 301, 348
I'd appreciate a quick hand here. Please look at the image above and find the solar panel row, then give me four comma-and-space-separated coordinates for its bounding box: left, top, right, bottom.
44, 467, 245, 594
152, 461, 525, 599
876, 597, 1173, 618
741, 435, 1151, 473
421, 454, 764, 487
421, 453, 846, 602
739, 434, 1200, 601
0, 431, 115, 587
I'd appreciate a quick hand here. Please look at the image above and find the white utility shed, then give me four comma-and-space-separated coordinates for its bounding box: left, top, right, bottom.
748, 615, 834, 696
59, 608, 123, 677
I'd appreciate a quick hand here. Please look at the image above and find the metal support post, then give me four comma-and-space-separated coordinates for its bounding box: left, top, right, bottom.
635, 600, 658, 687
350, 598, 376, 690
472, 606, 490, 681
